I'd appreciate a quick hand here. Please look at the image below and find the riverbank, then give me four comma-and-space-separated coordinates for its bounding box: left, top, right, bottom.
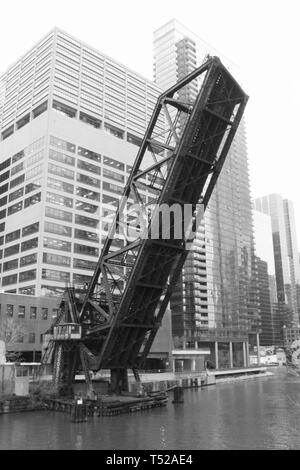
0, 366, 271, 415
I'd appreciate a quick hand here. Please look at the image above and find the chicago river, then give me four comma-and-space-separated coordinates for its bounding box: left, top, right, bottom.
0, 368, 300, 450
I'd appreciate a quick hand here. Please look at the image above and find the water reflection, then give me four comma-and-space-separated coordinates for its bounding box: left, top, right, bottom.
1, 369, 300, 449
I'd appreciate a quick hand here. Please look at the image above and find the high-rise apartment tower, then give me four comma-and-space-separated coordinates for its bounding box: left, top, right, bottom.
153, 20, 259, 365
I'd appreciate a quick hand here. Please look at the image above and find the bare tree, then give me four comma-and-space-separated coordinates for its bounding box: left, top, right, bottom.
0, 316, 27, 361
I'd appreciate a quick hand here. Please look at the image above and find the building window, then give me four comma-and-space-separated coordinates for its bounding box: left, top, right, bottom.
18, 305, 26, 318
33, 101, 48, 118
26, 165, 43, 181
0, 158, 11, 172
127, 133, 142, 147
43, 252, 71, 267
12, 150, 25, 164
52, 308, 59, 318
75, 214, 98, 229
0, 171, 10, 184
102, 194, 119, 207
41, 308, 48, 320
11, 162, 24, 176
30, 307, 37, 319
42, 268, 70, 283
25, 179, 42, 194
3, 259, 18, 272
2, 274, 18, 286
10, 174, 25, 189
47, 177, 74, 194
104, 123, 124, 140
77, 147, 101, 164
73, 258, 97, 271
28, 332, 36, 343
44, 221, 72, 237
41, 285, 65, 297
6, 304, 14, 317
76, 173, 100, 188
74, 228, 99, 243
50, 135, 75, 153
75, 186, 100, 201
49, 148, 75, 166
103, 155, 124, 171
75, 200, 98, 214
5, 229, 21, 244
79, 112, 101, 129
0, 195, 7, 207
24, 192, 41, 208
7, 201, 23, 216
45, 206, 73, 222
77, 159, 101, 175
46, 191, 73, 208
103, 181, 123, 195
16, 333, 24, 343
20, 253, 37, 267
19, 269, 36, 283
4, 244, 20, 257
0, 183, 9, 195
52, 100, 76, 118
21, 238, 38, 252
74, 243, 99, 257
18, 286, 35, 296
22, 222, 39, 237
103, 167, 124, 183
48, 163, 74, 180
9, 187, 24, 202
43, 236, 71, 252
73, 273, 92, 285
27, 151, 44, 168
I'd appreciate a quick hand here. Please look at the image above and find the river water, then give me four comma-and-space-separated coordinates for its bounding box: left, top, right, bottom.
0, 368, 300, 450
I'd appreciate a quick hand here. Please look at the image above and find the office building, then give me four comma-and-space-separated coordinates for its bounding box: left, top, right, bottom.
254, 195, 300, 328
0, 27, 164, 298
153, 19, 259, 368
253, 209, 278, 345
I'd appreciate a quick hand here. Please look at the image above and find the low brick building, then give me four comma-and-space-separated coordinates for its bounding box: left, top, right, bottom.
0, 293, 60, 361
0, 293, 175, 367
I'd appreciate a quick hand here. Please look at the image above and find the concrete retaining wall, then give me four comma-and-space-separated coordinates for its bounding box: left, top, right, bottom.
0, 364, 15, 396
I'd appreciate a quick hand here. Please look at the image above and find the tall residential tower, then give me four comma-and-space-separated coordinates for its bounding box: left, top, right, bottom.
153, 20, 259, 365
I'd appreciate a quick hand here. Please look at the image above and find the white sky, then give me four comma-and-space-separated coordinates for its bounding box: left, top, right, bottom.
1, 0, 300, 245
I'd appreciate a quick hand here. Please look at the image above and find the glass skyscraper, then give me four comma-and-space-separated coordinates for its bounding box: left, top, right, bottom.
153, 20, 259, 366
253, 209, 278, 345
254, 194, 300, 339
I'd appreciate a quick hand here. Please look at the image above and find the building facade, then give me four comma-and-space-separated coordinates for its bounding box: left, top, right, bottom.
153, 19, 259, 367
0, 292, 58, 361
0, 28, 164, 297
254, 194, 300, 337
253, 209, 279, 345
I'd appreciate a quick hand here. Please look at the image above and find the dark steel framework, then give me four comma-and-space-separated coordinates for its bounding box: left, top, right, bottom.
42, 56, 248, 394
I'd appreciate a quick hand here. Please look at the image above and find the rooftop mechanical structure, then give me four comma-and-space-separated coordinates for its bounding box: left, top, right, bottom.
41, 56, 248, 396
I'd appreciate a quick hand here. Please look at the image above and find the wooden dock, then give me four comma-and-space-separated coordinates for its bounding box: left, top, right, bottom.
43, 391, 168, 418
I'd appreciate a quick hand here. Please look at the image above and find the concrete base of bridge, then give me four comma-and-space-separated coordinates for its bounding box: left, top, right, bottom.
110, 368, 129, 394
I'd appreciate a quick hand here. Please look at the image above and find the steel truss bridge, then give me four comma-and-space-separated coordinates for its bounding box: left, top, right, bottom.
41, 56, 248, 395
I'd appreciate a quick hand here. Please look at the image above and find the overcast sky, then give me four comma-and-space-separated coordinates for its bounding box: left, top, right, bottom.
1, 0, 300, 244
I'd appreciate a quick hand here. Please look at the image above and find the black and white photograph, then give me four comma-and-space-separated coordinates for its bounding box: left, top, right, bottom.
0, 0, 299, 453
